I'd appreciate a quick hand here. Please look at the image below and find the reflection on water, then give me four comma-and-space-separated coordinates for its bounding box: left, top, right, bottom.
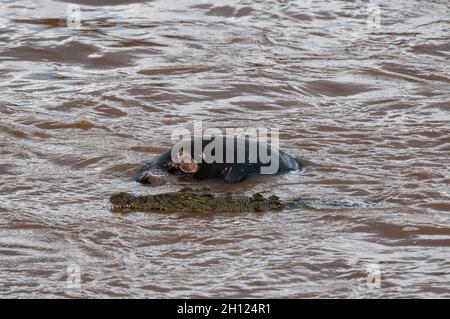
0, 0, 449, 298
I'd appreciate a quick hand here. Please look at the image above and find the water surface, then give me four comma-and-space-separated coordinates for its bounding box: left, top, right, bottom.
0, 0, 449, 298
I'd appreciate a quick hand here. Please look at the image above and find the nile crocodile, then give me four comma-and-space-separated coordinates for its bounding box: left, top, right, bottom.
110, 187, 371, 213
110, 187, 284, 213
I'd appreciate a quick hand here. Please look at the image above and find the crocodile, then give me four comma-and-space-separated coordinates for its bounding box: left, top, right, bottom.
110, 187, 372, 213
110, 187, 285, 213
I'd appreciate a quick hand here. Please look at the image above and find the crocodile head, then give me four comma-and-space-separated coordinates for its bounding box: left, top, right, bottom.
110, 192, 135, 209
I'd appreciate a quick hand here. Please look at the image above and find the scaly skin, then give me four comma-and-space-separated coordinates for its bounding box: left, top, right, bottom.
110, 187, 285, 213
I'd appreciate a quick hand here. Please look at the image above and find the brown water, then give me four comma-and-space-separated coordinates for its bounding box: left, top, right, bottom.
1, 0, 449, 298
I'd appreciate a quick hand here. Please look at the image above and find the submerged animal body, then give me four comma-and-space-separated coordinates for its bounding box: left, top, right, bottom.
135, 136, 301, 185
110, 188, 285, 213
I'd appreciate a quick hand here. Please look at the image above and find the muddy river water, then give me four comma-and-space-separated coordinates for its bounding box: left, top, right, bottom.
0, 0, 449, 298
